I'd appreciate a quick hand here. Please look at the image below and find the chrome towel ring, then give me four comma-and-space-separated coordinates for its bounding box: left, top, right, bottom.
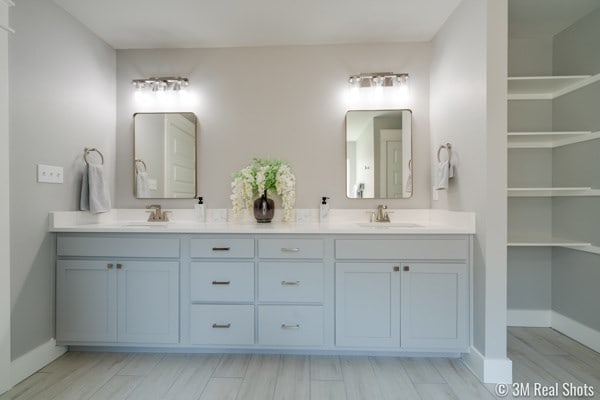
437, 143, 452, 163
84, 147, 104, 165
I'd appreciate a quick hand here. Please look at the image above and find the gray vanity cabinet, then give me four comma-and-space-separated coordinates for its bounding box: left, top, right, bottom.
334, 237, 470, 351
54, 232, 470, 353
56, 235, 180, 345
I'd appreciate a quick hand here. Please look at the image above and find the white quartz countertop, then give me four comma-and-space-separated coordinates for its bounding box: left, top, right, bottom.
49, 209, 475, 235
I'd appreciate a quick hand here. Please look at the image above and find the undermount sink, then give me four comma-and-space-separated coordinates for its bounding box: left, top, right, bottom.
356, 222, 423, 228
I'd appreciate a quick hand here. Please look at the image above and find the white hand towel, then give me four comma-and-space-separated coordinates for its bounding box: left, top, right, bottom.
136, 169, 150, 198
80, 164, 111, 213
434, 160, 450, 190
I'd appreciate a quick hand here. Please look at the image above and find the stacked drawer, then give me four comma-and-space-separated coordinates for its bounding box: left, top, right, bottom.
189, 238, 255, 345
257, 238, 325, 346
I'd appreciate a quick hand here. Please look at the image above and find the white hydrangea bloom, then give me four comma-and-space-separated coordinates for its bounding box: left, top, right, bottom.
230, 158, 296, 222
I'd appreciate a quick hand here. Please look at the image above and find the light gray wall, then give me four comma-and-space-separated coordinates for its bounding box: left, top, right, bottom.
508, 37, 553, 76
508, 149, 552, 187
549, 7, 600, 330
553, 8, 600, 75
508, 248, 551, 310
507, 100, 552, 132
431, 0, 508, 360
0, 0, 11, 391
115, 44, 431, 210
9, 0, 115, 359
552, 248, 600, 331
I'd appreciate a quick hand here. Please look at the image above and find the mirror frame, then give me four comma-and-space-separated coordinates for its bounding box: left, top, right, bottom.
133, 112, 198, 199
345, 109, 413, 199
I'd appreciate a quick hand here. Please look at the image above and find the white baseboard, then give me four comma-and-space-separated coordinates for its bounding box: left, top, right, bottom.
552, 311, 600, 353
462, 346, 513, 384
507, 309, 551, 327
11, 339, 67, 386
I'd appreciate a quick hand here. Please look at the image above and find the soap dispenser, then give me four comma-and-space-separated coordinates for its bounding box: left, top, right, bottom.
194, 196, 205, 222
319, 197, 330, 223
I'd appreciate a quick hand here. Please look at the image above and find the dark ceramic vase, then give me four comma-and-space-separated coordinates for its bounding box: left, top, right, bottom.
253, 190, 275, 223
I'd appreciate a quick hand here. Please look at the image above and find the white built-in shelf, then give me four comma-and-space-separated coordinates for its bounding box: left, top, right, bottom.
508, 237, 591, 247
507, 74, 600, 100
507, 131, 600, 148
507, 187, 600, 197
508, 237, 600, 255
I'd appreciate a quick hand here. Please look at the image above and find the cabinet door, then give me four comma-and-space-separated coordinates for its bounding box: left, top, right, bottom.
335, 263, 400, 347
117, 261, 179, 344
401, 263, 468, 350
56, 260, 117, 342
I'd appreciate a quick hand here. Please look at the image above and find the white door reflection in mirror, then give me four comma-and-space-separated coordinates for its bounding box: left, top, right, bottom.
134, 112, 197, 199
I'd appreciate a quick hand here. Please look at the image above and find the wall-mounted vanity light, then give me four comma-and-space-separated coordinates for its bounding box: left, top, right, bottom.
348, 72, 409, 88
132, 77, 189, 92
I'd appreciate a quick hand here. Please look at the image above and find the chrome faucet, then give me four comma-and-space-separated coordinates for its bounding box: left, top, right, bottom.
374, 204, 391, 222
145, 204, 170, 222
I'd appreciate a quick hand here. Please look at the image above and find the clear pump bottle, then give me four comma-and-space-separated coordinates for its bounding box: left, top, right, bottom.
319, 196, 330, 223
194, 196, 205, 222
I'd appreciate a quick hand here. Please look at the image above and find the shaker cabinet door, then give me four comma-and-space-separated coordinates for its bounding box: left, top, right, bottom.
56, 260, 117, 343
117, 261, 179, 344
401, 263, 468, 350
335, 263, 400, 348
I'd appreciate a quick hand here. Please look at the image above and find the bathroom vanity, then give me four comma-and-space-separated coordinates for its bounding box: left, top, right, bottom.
50, 209, 474, 355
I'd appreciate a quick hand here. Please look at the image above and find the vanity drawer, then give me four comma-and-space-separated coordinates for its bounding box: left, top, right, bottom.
57, 236, 180, 258
258, 262, 324, 303
190, 262, 254, 302
190, 305, 254, 345
258, 239, 324, 259
335, 238, 468, 260
190, 238, 255, 258
258, 305, 324, 346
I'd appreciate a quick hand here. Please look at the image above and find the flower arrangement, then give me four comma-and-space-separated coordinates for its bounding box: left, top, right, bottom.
231, 158, 296, 221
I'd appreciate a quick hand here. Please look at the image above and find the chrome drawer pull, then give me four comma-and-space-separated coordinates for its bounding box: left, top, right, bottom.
281, 247, 300, 252
212, 247, 231, 251
281, 323, 301, 329
212, 323, 231, 329
212, 280, 231, 285
281, 280, 300, 286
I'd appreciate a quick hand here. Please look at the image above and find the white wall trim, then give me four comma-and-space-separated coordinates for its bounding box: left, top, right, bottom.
462, 346, 513, 384
552, 311, 600, 354
0, 0, 11, 393
10, 339, 67, 386
507, 309, 552, 327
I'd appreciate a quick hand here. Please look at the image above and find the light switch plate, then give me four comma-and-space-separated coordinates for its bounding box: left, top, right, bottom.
37, 164, 64, 184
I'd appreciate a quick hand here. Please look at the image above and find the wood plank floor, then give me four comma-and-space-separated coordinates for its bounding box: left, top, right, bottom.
2, 328, 599, 400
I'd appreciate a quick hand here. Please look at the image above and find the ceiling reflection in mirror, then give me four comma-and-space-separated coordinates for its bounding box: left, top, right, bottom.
346, 109, 412, 199
133, 112, 197, 199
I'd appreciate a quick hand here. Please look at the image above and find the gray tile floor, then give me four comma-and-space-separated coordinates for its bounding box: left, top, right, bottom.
2, 328, 599, 400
